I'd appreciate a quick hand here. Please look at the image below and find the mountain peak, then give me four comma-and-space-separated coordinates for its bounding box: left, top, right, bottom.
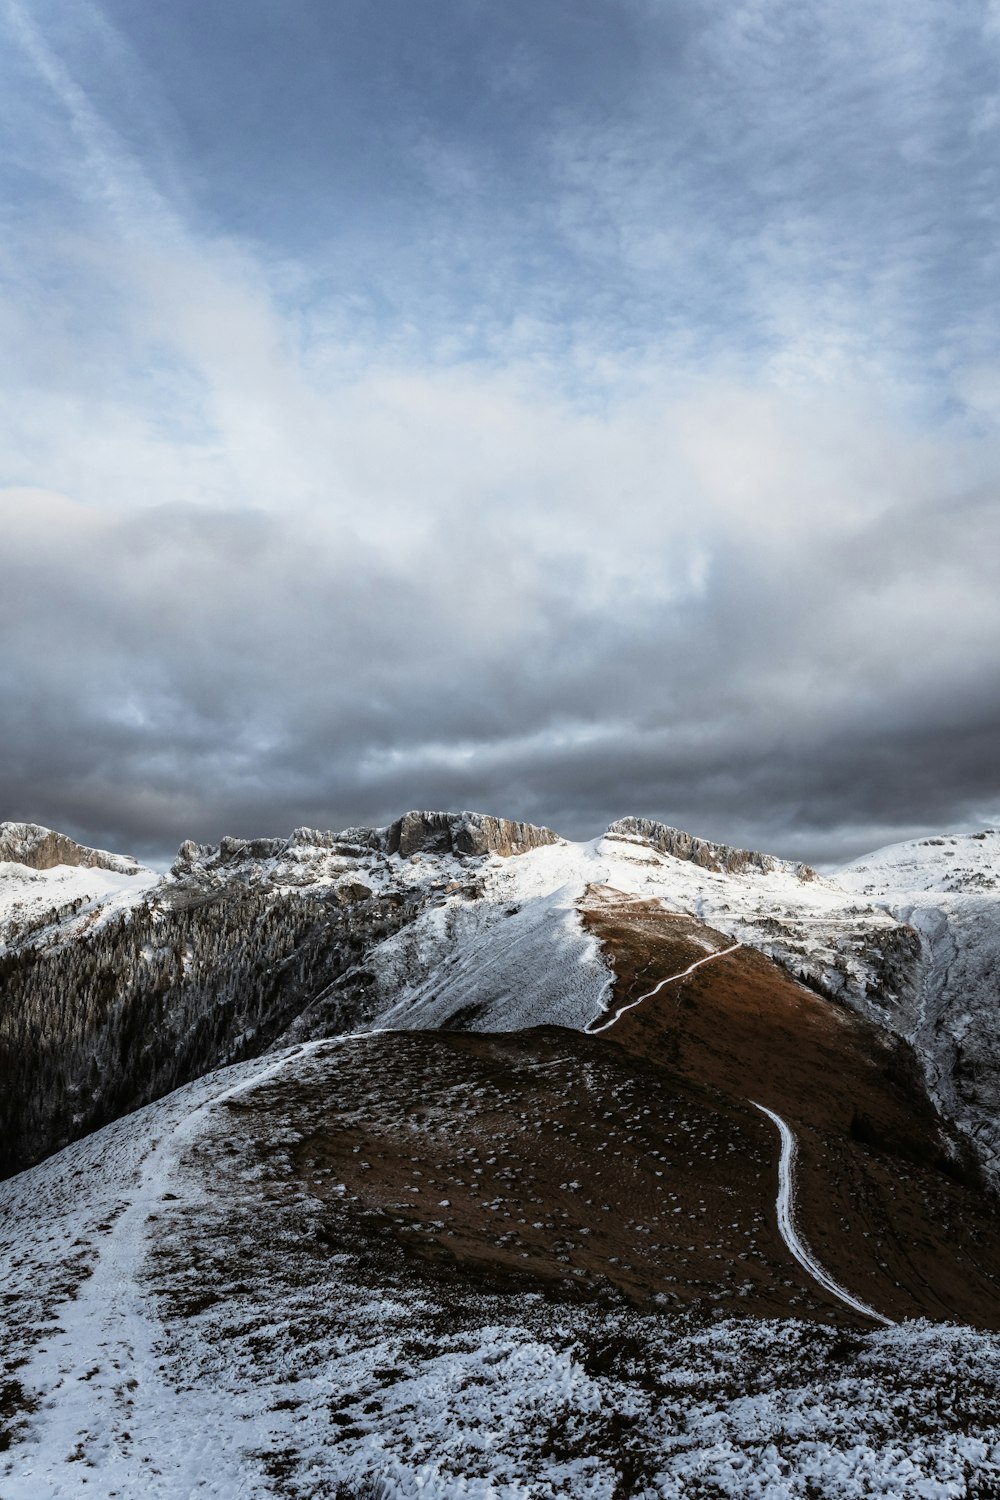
169, 809, 562, 876
607, 815, 816, 880
0, 822, 143, 876
383, 809, 561, 859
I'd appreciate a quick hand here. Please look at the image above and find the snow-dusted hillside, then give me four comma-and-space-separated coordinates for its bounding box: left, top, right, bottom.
4, 810, 1000, 1496
1, 813, 587, 1174
4, 1033, 1000, 1499
0, 820, 153, 952
0, 810, 951, 1177
837, 829, 1000, 897
834, 829, 1000, 1179
4, 808, 1000, 1188
316, 817, 910, 1040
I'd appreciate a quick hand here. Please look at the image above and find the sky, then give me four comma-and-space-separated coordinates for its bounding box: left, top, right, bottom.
2, 0, 1000, 866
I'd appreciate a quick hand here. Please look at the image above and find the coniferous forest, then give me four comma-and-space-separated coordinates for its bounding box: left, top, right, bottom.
0, 884, 418, 1177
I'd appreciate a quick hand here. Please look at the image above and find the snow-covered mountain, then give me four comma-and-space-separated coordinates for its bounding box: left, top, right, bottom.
0, 821, 156, 950
0, 810, 896, 1175
3, 809, 997, 1177
835, 828, 1000, 1181
0, 820, 146, 875
3, 809, 1000, 1496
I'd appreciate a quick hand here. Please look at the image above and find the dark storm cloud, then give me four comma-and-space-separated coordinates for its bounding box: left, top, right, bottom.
1, 2, 999, 863
3, 430, 998, 865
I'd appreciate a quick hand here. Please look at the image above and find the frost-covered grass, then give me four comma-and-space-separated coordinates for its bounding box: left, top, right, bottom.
3, 1040, 1000, 1499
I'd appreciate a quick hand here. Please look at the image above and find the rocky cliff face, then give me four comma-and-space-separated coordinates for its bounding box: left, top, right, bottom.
384, 810, 560, 859
607, 816, 816, 880
0, 822, 142, 876
170, 811, 559, 879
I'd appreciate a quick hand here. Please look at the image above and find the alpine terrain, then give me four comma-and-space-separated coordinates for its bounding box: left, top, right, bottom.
2, 811, 1000, 1498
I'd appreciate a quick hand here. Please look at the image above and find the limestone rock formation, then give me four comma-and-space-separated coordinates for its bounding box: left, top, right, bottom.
606, 815, 816, 880
384, 810, 560, 859
168, 812, 559, 881
0, 822, 142, 876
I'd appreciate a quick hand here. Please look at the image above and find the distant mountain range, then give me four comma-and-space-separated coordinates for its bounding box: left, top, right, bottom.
2, 810, 1000, 1495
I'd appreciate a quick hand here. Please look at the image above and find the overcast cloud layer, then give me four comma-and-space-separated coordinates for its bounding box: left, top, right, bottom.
2, 0, 1000, 865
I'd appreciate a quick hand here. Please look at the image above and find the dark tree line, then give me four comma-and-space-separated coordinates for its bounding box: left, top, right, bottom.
0, 886, 416, 1178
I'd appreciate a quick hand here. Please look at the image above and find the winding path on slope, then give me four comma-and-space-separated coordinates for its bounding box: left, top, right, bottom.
752, 1102, 894, 1326
586, 940, 743, 1034
587, 937, 895, 1325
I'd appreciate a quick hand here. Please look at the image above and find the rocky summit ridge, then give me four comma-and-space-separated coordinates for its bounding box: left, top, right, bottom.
1, 808, 795, 884
0, 821, 143, 876
171, 809, 561, 876
607, 815, 817, 879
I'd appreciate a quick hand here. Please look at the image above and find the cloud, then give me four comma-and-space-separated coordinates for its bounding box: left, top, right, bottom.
0, 0, 999, 863
2, 361, 999, 864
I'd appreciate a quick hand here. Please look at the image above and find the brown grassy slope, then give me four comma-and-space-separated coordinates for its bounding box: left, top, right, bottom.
580, 887, 1000, 1328
284, 1027, 835, 1323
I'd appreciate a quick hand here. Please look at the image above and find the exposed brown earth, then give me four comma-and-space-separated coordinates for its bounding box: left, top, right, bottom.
158, 878, 998, 1342
580, 885, 1000, 1328
253, 886, 1000, 1335
269, 1028, 831, 1322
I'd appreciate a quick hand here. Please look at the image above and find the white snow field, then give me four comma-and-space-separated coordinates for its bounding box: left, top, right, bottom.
0, 857, 158, 955
3, 1035, 1000, 1499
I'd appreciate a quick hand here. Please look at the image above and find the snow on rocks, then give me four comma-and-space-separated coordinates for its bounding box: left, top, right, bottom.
0, 857, 158, 956
0, 822, 145, 876
834, 829, 1000, 1182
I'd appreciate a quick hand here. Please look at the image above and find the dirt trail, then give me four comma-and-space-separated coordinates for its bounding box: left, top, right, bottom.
588, 941, 742, 1034
752, 1101, 893, 1326
582, 905, 895, 1326
579, 892, 1000, 1328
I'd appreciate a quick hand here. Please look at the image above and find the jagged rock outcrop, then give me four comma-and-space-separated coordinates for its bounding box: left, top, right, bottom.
384, 811, 560, 859
169, 812, 559, 882
0, 822, 142, 876
607, 816, 816, 880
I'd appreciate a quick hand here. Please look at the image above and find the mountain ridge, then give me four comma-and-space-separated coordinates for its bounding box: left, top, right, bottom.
4, 808, 1000, 1494
3, 808, 1000, 1182
0, 820, 145, 876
